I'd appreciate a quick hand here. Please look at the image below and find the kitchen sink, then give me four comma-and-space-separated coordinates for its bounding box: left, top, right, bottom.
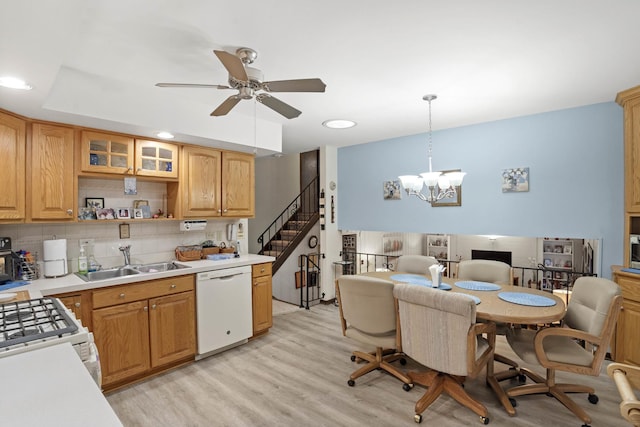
76, 267, 140, 282
76, 262, 190, 282
133, 262, 191, 273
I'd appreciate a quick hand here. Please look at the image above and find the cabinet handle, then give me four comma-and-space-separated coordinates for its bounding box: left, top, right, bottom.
170, 284, 177, 289
144, 306, 148, 312
260, 268, 265, 273
254, 281, 258, 286
126, 166, 133, 173
151, 304, 157, 310
218, 209, 222, 213
66, 209, 73, 216
74, 302, 81, 308
136, 167, 142, 172
119, 293, 125, 299
223, 209, 228, 213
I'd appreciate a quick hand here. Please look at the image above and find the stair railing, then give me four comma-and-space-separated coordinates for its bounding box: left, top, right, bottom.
257, 176, 319, 255
299, 253, 323, 309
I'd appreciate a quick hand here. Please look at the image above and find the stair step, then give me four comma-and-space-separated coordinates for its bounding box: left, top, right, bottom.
269, 240, 290, 248
263, 250, 280, 257
279, 230, 297, 240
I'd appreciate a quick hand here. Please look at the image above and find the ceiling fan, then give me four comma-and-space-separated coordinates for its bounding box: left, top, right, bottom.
156, 47, 326, 119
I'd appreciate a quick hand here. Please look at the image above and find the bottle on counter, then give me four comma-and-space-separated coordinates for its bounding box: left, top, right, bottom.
78, 245, 88, 274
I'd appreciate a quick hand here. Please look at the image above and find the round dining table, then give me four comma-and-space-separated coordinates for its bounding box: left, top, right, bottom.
359, 270, 567, 416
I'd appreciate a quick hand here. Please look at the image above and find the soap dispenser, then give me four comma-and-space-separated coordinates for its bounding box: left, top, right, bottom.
78, 245, 88, 274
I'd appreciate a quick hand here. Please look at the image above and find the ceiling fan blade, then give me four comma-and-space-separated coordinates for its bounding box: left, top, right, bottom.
156, 83, 230, 89
256, 94, 302, 119
262, 78, 326, 93
211, 96, 242, 116
214, 50, 248, 81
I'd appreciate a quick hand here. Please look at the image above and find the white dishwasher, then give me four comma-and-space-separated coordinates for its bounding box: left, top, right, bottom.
196, 265, 253, 360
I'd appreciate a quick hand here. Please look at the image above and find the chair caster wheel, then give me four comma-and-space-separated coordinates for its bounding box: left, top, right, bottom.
350, 355, 356, 362
481, 416, 490, 424
518, 374, 527, 384
403, 383, 413, 392
414, 414, 423, 424
588, 393, 599, 404
400, 358, 407, 365
509, 397, 517, 407
347, 379, 355, 387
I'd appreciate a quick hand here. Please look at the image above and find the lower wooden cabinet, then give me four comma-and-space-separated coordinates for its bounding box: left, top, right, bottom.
613, 268, 640, 365
91, 275, 196, 388
252, 263, 273, 337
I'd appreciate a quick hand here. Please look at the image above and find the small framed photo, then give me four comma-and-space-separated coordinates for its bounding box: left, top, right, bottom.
78, 207, 97, 220
133, 208, 143, 219
563, 245, 572, 254
86, 197, 104, 209
96, 208, 115, 220
141, 205, 152, 219
133, 200, 149, 209
116, 208, 132, 219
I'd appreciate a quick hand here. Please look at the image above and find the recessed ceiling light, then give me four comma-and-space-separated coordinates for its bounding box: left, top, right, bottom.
323, 119, 356, 129
156, 131, 174, 139
0, 76, 32, 90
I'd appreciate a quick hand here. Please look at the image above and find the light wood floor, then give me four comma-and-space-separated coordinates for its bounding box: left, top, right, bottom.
107, 303, 628, 426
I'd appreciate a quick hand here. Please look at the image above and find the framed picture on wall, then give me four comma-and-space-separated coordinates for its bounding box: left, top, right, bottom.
431, 170, 462, 207
383, 180, 401, 200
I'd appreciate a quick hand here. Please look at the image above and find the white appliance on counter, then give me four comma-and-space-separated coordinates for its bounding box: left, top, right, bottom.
0, 297, 101, 386
196, 265, 252, 360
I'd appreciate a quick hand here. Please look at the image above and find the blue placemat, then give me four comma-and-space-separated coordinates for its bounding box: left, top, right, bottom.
621, 268, 640, 274
390, 274, 451, 290
0, 281, 30, 292
498, 292, 556, 307
455, 281, 501, 291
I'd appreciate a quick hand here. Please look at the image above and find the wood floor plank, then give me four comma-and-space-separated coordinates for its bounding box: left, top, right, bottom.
107, 304, 628, 426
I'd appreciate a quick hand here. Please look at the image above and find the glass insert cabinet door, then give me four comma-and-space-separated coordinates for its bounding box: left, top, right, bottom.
81, 131, 134, 174
134, 140, 178, 179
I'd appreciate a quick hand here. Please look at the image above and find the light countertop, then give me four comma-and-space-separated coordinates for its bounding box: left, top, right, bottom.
0, 342, 123, 426
18, 254, 275, 297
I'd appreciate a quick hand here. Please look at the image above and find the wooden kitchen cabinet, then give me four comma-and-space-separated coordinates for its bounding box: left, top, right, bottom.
173, 145, 254, 218
29, 123, 75, 220
0, 111, 26, 221
613, 268, 640, 365
79, 132, 178, 179
91, 274, 196, 389
252, 262, 273, 337
92, 300, 151, 386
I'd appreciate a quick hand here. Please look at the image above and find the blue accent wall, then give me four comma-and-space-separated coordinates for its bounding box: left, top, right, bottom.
338, 102, 624, 277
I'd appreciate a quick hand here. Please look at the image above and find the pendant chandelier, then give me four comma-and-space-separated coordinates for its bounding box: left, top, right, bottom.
398, 94, 465, 204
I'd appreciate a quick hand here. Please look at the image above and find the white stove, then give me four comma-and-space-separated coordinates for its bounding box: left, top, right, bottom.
0, 297, 100, 386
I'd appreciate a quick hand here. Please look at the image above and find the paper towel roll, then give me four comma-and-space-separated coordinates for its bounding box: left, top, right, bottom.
43, 239, 68, 277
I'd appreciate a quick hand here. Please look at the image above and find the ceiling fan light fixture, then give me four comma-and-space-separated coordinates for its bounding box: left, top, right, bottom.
323, 119, 356, 129
0, 76, 32, 90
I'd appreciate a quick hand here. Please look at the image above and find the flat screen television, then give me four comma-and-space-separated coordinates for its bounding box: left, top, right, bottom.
471, 249, 512, 266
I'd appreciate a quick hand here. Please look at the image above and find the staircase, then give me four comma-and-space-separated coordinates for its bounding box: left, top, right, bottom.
258, 177, 319, 274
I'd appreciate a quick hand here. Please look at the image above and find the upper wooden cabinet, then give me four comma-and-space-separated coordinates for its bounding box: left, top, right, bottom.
29, 123, 75, 221
134, 139, 179, 179
177, 146, 254, 218
617, 86, 640, 214
0, 112, 26, 220
79, 131, 178, 179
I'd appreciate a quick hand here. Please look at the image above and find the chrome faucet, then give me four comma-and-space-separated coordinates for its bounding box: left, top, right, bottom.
119, 245, 131, 265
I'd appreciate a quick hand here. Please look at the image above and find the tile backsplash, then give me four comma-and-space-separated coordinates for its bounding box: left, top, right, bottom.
0, 178, 248, 275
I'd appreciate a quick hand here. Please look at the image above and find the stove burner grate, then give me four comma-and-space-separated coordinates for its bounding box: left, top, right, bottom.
0, 298, 78, 349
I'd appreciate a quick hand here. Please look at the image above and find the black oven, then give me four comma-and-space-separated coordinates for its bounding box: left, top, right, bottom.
0, 238, 19, 283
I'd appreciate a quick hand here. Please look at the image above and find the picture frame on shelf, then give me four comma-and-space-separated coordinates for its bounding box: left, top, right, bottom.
563, 245, 572, 254
96, 208, 115, 220
133, 208, 143, 219
140, 205, 152, 219
133, 199, 149, 209
117, 208, 132, 219
78, 207, 97, 220
86, 197, 104, 209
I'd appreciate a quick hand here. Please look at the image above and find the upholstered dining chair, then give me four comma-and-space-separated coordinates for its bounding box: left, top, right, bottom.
395, 255, 439, 274
393, 282, 496, 424
336, 275, 412, 387
506, 276, 623, 426
457, 259, 520, 382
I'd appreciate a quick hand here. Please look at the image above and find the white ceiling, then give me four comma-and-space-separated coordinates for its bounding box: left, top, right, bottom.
2, 1, 640, 156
